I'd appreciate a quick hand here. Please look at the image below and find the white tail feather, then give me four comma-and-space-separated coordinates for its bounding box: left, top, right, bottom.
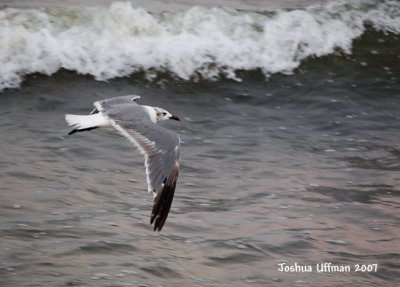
65, 113, 110, 130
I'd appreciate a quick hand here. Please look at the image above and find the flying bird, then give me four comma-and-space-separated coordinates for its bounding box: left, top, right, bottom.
65, 95, 181, 231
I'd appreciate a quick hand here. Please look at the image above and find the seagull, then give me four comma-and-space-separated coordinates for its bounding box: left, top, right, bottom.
65, 95, 181, 231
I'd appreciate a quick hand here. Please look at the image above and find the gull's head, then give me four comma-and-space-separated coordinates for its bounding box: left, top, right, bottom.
154, 107, 181, 122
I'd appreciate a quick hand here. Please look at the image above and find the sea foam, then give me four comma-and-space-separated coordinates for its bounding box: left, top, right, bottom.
0, 0, 399, 90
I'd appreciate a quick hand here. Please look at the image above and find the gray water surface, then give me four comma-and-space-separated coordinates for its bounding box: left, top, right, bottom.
1, 30, 399, 286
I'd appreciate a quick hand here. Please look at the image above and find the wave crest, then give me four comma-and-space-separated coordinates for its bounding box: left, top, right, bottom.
0, 0, 399, 90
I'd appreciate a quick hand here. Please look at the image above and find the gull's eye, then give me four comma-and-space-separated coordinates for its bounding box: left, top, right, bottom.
162, 112, 167, 116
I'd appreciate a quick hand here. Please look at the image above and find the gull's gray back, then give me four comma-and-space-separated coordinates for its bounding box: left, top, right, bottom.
97, 95, 140, 111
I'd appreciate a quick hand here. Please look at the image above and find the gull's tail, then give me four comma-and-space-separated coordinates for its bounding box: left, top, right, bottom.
65, 113, 110, 135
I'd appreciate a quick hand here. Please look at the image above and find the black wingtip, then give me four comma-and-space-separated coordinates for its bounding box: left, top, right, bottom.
68, 129, 78, 135
67, 127, 98, 135
150, 166, 179, 232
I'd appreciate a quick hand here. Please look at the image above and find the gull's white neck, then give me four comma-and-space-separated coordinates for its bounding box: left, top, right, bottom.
143, 106, 157, 123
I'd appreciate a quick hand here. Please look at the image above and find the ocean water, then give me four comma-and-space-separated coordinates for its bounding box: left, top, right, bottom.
1, 0, 400, 286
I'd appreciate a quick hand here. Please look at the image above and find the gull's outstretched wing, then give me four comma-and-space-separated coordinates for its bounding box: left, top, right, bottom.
91, 95, 140, 114
69, 96, 141, 134
102, 104, 180, 231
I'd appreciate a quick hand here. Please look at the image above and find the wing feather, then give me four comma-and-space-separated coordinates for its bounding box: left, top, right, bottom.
151, 162, 179, 231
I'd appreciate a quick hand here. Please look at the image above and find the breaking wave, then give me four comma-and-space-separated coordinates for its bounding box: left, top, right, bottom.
0, 0, 399, 90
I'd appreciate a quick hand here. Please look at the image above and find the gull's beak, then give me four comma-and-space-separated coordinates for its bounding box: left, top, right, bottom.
169, 115, 181, 121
